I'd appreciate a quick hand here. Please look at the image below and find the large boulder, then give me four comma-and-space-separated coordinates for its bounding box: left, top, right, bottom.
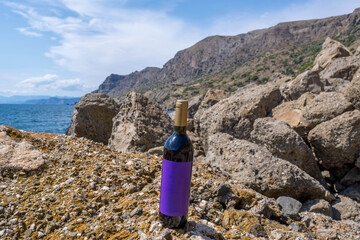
320, 55, 359, 81
196, 83, 282, 150
344, 70, 360, 109
272, 92, 353, 138
0, 125, 44, 171
340, 167, 360, 186
324, 77, 350, 93
341, 183, 360, 202
206, 133, 333, 201
308, 110, 360, 169
280, 70, 324, 101
272, 92, 315, 128
313, 37, 351, 70
109, 92, 172, 152
66, 93, 119, 144
299, 92, 353, 131
332, 196, 360, 222
300, 199, 333, 218
194, 89, 229, 118
188, 94, 204, 118
198, 89, 229, 111
250, 117, 323, 181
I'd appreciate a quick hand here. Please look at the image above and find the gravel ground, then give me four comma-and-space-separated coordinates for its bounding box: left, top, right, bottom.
0, 127, 359, 239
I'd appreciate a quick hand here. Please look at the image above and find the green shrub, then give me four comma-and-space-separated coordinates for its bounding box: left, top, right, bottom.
257, 77, 269, 85
235, 82, 244, 87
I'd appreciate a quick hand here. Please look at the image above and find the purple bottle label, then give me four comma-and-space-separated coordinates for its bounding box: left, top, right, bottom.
159, 159, 193, 217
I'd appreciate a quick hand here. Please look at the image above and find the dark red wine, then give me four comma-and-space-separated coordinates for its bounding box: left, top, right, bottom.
159, 100, 194, 228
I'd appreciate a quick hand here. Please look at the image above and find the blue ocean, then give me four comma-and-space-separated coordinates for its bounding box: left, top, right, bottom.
0, 104, 75, 134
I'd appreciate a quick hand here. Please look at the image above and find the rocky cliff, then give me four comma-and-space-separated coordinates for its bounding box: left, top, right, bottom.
94, 8, 360, 102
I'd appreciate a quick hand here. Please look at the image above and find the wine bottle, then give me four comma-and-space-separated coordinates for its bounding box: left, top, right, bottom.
159, 100, 194, 228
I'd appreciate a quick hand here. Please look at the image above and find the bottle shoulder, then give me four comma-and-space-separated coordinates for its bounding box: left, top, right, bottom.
164, 132, 192, 151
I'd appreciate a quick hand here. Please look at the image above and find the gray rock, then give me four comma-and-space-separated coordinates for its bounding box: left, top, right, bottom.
38, 231, 45, 238
300, 92, 353, 130
276, 196, 302, 217
206, 133, 333, 201
340, 167, 360, 186
24, 229, 32, 238
196, 83, 281, 151
130, 206, 143, 217
188, 94, 203, 118
320, 55, 359, 81
147, 146, 163, 155
197, 89, 229, 113
160, 228, 172, 240
341, 183, 360, 202
332, 196, 360, 221
0, 126, 44, 172
110, 92, 172, 152
272, 92, 315, 130
216, 183, 239, 209
66, 93, 120, 144
324, 77, 351, 93
280, 70, 324, 101
300, 199, 333, 218
344, 69, 360, 110
8, 218, 17, 225
313, 37, 351, 70
308, 110, 360, 169
250, 117, 323, 181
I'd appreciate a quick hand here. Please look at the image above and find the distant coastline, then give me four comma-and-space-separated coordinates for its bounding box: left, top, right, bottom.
0, 95, 80, 105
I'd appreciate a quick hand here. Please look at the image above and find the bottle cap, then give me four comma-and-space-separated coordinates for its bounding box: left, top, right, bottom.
175, 100, 188, 127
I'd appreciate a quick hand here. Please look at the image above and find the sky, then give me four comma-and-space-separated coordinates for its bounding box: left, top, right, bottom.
0, 0, 358, 97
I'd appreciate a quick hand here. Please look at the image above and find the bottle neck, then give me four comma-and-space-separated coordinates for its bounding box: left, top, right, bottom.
174, 125, 187, 135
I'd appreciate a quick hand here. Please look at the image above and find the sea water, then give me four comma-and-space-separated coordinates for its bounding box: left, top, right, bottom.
0, 104, 74, 134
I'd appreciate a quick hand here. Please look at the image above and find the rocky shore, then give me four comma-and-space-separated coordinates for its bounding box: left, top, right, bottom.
1, 37, 360, 239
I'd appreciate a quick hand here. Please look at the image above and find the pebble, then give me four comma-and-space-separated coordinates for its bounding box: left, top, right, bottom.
24, 229, 32, 238
9, 218, 18, 225
199, 200, 207, 210
160, 228, 172, 240
38, 231, 45, 238
30, 223, 36, 231
64, 177, 75, 184
97, 232, 104, 239
130, 206, 143, 217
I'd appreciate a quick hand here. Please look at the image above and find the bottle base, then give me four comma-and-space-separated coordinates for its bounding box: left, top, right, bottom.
159, 212, 187, 229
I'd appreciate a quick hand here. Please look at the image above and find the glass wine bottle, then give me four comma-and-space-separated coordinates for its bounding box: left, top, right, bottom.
159, 100, 194, 228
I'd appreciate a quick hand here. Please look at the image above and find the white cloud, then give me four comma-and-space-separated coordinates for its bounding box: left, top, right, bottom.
18, 74, 90, 94
7, 0, 204, 88
17, 27, 43, 37
21, 74, 57, 87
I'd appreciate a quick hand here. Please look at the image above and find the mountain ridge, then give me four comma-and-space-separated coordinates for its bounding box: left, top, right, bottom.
94, 8, 360, 104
